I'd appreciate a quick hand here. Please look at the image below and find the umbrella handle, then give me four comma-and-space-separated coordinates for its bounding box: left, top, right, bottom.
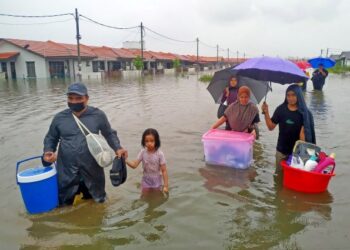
261, 82, 270, 114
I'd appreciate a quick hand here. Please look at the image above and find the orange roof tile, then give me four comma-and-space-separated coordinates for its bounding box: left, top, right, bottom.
126, 49, 155, 60
57, 42, 96, 58
109, 48, 136, 59
223, 58, 247, 63
1, 38, 247, 64
198, 56, 224, 63
174, 54, 192, 61
0, 52, 19, 60
89, 46, 118, 60
147, 51, 178, 60
4, 38, 96, 58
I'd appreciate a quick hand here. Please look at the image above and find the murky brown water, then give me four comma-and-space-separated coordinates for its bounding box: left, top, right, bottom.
0, 74, 349, 249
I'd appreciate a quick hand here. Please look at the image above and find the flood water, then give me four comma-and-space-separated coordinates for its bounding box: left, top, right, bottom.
0, 73, 349, 249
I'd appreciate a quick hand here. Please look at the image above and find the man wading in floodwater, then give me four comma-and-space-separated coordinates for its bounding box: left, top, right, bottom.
42, 82, 127, 205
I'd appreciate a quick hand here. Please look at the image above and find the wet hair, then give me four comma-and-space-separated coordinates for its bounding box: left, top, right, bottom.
141, 128, 161, 150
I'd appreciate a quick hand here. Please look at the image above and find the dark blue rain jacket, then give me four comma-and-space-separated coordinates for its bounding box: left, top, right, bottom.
43, 106, 121, 205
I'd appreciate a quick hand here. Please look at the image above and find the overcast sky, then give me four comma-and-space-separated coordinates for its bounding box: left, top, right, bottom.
1, 0, 349, 58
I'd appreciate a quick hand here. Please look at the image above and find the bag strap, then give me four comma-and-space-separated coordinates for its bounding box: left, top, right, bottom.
72, 114, 106, 152
72, 114, 92, 136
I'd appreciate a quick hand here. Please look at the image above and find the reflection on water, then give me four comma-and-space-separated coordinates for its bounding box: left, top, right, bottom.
307, 90, 328, 117
1, 75, 349, 249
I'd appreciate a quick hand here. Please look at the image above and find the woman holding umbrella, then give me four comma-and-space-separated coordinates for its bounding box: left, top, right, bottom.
261, 84, 316, 167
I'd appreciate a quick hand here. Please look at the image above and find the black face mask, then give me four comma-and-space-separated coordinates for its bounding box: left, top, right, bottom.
68, 102, 86, 112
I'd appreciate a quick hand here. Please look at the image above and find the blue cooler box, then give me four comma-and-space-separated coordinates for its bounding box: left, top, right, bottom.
16, 156, 59, 214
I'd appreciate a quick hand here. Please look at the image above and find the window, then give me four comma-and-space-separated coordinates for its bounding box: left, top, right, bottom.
26, 61, 36, 78
92, 61, 106, 72
166, 62, 172, 69
99, 61, 105, 71
92, 61, 99, 72
108, 61, 121, 71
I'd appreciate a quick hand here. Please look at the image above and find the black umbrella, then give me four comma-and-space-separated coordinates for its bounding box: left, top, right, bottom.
207, 67, 271, 104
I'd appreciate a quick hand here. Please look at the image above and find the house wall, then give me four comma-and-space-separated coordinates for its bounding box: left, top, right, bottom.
164, 68, 175, 74
122, 70, 142, 78
345, 59, 350, 66
156, 62, 164, 70
0, 41, 48, 78
72, 60, 102, 79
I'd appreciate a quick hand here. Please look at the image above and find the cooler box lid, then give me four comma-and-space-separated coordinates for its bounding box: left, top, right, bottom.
17, 166, 56, 183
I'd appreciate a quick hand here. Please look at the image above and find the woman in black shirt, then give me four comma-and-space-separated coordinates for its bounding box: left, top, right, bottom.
261, 84, 316, 168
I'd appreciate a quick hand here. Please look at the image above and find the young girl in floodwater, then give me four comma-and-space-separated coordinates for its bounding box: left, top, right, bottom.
126, 128, 169, 193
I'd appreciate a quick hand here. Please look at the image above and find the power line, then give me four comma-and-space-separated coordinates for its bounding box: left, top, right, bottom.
115, 29, 140, 45
0, 13, 73, 18
199, 40, 217, 49
79, 14, 139, 30
0, 18, 74, 26
144, 30, 195, 48
144, 26, 195, 44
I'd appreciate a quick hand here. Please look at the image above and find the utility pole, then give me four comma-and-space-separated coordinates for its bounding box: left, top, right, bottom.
75, 8, 82, 81
236, 51, 239, 64
216, 44, 219, 65
326, 48, 329, 57
140, 22, 144, 75
227, 48, 229, 61
243, 52, 246, 59
196, 37, 199, 65
320, 49, 323, 57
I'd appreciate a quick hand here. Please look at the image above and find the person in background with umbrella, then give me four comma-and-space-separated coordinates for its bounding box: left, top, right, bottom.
311, 64, 328, 90
221, 76, 239, 105
220, 76, 239, 129
212, 86, 260, 138
261, 84, 316, 168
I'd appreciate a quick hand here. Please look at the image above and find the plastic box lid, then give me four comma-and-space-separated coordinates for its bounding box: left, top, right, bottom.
17, 166, 56, 183
202, 129, 255, 142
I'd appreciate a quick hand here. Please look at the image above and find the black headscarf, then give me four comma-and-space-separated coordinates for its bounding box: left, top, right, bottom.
284, 84, 316, 144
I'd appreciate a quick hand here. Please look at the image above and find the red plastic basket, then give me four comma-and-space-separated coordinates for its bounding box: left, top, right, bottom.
281, 160, 335, 193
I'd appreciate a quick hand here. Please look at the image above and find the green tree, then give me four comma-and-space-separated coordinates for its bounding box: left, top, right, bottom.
173, 58, 181, 69
133, 56, 144, 70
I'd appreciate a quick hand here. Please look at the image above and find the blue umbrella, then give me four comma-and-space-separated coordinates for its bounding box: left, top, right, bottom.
308, 57, 336, 69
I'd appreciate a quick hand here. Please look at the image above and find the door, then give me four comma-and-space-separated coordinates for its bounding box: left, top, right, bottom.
26, 61, 36, 78
49, 61, 65, 78
10, 62, 16, 79
1, 62, 8, 79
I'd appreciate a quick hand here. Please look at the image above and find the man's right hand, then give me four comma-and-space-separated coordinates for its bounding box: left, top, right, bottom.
43, 151, 57, 163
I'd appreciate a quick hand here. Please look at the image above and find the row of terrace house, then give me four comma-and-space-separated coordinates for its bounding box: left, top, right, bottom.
0, 38, 245, 79
330, 51, 350, 67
